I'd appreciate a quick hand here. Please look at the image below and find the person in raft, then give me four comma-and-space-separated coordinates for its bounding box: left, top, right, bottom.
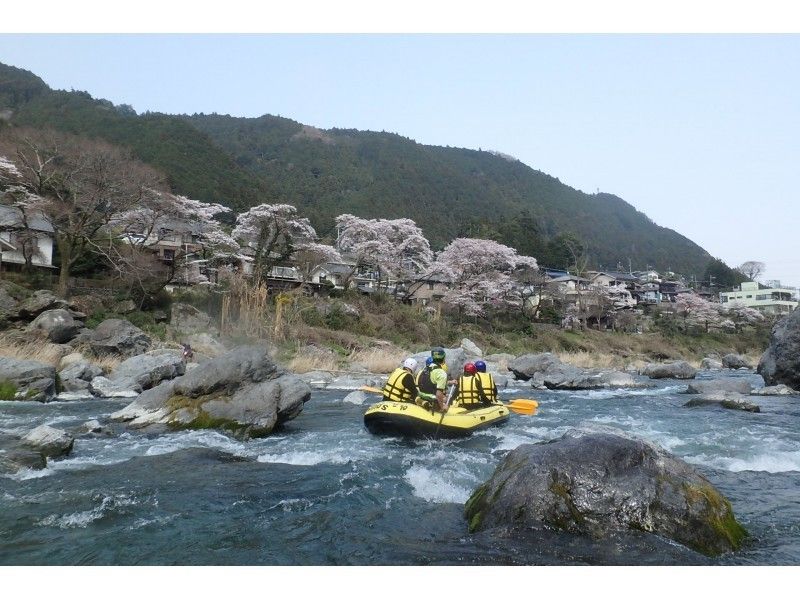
454, 362, 493, 410
474, 360, 499, 403
382, 357, 421, 405
415, 348, 450, 412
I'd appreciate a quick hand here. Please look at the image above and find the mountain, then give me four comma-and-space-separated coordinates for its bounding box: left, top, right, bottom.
0, 61, 712, 274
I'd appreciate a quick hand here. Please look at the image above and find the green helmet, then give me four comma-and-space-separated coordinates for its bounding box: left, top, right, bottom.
431, 347, 446, 363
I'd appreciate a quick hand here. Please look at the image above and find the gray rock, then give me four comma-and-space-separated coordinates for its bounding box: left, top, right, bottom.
722, 353, 751, 369
59, 361, 103, 392
182, 332, 226, 358
328, 375, 382, 390
0, 356, 56, 402
410, 347, 468, 377
700, 358, 723, 370
642, 361, 697, 379
17, 290, 68, 320
460, 338, 483, 357
0, 282, 22, 323
751, 384, 797, 396
683, 393, 761, 412
89, 319, 152, 357
110, 345, 311, 438
0, 430, 47, 473
114, 299, 137, 314
298, 370, 335, 387
532, 363, 640, 391
152, 310, 168, 323
507, 352, 563, 381
81, 420, 104, 433
170, 302, 211, 334
685, 379, 753, 395
89, 376, 140, 399
59, 352, 88, 371
758, 308, 800, 389
22, 425, 74, 458
464, 425, 747, 556
109, 350, 185, 392
28, 309, 83, 343
68, 328, 95, 348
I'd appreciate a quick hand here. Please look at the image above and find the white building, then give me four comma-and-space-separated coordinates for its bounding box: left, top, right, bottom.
720, 281, 798, 315
0, 205, 55, 270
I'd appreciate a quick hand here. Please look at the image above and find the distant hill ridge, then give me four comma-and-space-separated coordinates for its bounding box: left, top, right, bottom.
0, 61, 712, 275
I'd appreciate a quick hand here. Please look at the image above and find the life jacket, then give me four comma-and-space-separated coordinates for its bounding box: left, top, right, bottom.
457, 374, 487, 409
383, 367, 414, 403
417, 364, 442, 395
475, 372, 497, 401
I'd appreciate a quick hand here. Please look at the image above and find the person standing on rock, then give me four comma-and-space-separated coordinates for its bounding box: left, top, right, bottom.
181, 343, 194, 364
474, 360, 498, 403
382, 357, 421, 405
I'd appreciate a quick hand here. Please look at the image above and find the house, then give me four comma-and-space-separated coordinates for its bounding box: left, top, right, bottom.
399, 274, 450, 306
0, 205, 55, 270
720, 281, 798, 315
586, 271, 638, 308
631, 282, 662, 305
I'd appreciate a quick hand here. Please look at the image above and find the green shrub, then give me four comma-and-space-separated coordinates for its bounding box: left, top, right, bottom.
0, 379, 18, 401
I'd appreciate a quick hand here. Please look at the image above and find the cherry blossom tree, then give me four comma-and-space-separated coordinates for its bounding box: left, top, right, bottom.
335, 214, 433, 292
674, 293, 725, 332
233, 203, 317, 283
293, 242, 343, 284
427, 237, 538, 317
723, 301, 765, 332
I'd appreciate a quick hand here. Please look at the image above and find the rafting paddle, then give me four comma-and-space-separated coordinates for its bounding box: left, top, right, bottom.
358, 386, 538, 416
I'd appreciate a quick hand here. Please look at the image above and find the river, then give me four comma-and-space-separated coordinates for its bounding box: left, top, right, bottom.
1, 369, 799, 565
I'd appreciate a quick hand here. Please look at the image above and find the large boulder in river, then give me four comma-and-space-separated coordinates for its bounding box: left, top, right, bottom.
700, 358, 723, 370
722, 353, 751, 369
758, 308, 800, 390
685, 379, 753, 395
0, 356, 56, 402
109, 349, 185, 392
89, 318, 152, 357
531, 363, 640, 391
22, 425, 74, 458
642, 361, 697, 379
464, 426, 747, 556
507, 352, 563, 381
28, 309, 83, 343
110, 345, 311, 439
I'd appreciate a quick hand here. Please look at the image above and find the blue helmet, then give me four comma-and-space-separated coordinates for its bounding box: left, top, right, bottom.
474, 360, 487, 373
425, 356, 434, 367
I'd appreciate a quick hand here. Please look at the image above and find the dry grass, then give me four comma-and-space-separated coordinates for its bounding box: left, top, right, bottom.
0, 333, 65, 368
287, 352, 341, 374
348, 346, 408, 374
556, 351, 623, 370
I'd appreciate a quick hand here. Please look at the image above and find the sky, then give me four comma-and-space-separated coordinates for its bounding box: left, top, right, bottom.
0, 32, 798, 288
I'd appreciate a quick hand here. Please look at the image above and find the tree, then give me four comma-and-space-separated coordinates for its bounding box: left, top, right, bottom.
704, 257, 747, 290
674, 293, 724, 332
427, 237, 538, 318
724, 301, 765, 332
736, 261, 766, 282
293, 242, 342, 283
232, 203, 317, 283
335, 214, 433, 292
0, 127, 167, 294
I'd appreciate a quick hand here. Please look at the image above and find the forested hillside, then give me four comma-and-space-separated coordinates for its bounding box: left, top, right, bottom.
0, 61, 713, 274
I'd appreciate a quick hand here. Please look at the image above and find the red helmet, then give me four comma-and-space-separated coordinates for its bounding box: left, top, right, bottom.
464, 362, 477, 375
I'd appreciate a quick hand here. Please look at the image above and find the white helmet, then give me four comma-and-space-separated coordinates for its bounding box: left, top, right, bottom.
403, 357, 419, 372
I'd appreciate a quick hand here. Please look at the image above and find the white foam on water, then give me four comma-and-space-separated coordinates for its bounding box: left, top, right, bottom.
129, 513, 179, 529
257, 450, 352, 466
688, 450, 800, 473
36, 493, 140, 529
403, 464, 472, 504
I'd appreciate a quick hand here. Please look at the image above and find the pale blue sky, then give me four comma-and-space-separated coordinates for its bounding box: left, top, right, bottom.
1, 34, 797, 286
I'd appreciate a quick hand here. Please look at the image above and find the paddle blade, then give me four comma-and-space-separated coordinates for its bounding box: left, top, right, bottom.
507, 403, 537, 416
507, 398, 539, 409
359, 386, 384, 394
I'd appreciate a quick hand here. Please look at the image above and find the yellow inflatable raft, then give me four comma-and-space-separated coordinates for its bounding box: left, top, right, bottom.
363, 400, 510, 439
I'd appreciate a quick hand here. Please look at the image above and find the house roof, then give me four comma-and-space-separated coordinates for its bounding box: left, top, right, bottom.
551, 275, 589, 283
0, 205, 54, 233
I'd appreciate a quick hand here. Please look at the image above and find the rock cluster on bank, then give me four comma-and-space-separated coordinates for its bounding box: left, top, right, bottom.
464, 425, 747, 556
111, 345, 311, 439
507, 352, 641, 390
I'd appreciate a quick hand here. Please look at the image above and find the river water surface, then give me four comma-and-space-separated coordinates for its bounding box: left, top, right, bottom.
1, 369, 799, 565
